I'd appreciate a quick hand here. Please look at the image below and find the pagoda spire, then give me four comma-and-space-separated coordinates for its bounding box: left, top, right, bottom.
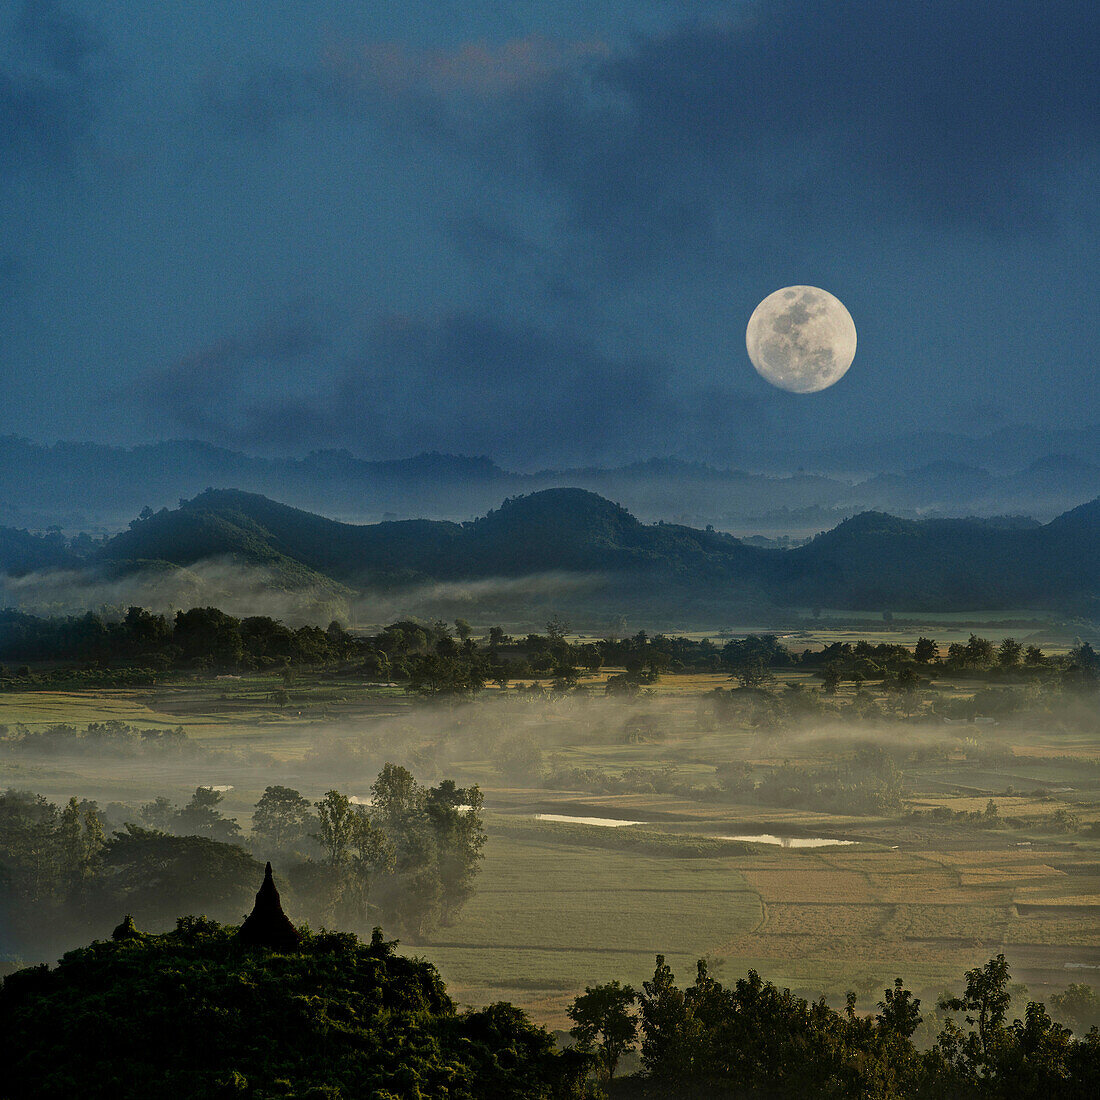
239, 862, 301, 951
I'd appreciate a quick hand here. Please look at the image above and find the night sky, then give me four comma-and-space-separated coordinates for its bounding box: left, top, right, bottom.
3, 1, 1097, 467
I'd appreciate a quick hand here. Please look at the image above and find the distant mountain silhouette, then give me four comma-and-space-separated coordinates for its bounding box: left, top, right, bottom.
4, 433, 1100, 536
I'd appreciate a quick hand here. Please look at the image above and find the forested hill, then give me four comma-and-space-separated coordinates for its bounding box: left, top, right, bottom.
96, 488, 762, 585
3, 487, 1100, 612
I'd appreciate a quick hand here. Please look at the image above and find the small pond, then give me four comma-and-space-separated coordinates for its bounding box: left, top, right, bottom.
716, 833, 857, 848
534, 813, 644, 828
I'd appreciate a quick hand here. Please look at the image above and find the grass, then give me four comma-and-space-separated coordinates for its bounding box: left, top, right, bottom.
416, 833, 761, 1024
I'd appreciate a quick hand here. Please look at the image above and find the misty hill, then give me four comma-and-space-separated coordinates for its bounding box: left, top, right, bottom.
0, 527, 77, 574
96, 488, 763, 588
5, 434, 1100, 537
99, 490, 463, 584
43, 488, 1096, 615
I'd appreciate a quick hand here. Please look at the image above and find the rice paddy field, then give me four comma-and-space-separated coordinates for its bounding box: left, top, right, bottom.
2, 652, 1098, 1028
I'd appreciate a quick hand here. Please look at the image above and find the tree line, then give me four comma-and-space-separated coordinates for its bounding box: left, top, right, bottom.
3, 607, 1097, 700
564, 952, 1100, 1096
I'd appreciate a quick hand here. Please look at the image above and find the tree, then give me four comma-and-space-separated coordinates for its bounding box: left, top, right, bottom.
568, 981, 637, 1080
134, 795, 173, 828
1071, 641, 1100, 671
350, 807, 395, 873
998, 637, 1023, 668
370, 764, 424, 834
895, 666, 920, 717
334, 807, 397, 925
97, 825, 261, 925
545, 614, 570, 644
551, 663, 580, 691
314, 790, 356, 864
453, 619, 472, 642
368, 766, 442, 937
638, 955, 700, 1079
426, 781, 486, 923
821, 663, 842, 694
1049, 983, 1100, 1033
939, 953, 1012, 1061
579, 643, 603, 674
877, 979, 922, 1040
56, 797, 104, 895
730, 656, 776, 691
252, 786, 315, 852
964, 633, 995, 669
723, 635, 787, 689
176, 787, 241, 843
914, 636, 938, 663
406, 653, 485, 697
1, 919, 584, 1100
173, 607, 244, 667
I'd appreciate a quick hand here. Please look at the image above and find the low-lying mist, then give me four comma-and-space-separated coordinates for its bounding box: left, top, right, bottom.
0, 560, 609, 629
4, 673, 1097, 974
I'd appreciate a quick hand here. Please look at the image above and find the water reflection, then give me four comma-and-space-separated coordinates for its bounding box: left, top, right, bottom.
717, 833, 857, 848
534, 813, 644, 828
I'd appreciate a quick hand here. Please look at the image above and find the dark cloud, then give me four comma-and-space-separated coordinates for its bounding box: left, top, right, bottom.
138, 303, 332, 436
576, 0, 1099, 232
199, 63, 346, 136
16, 0, 99, 74
296, 2, 1098, 258
0, 254, 27, 336
442, 211, 541, 265
0, 1, 105, 167
137, 307, 760, 466
197, 34, 610, 143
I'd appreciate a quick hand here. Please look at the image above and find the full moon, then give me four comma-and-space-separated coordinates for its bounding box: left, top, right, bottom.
746, 286, 857, 393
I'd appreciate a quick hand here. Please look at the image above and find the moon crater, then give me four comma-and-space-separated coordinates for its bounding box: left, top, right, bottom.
746, 286, 856, 393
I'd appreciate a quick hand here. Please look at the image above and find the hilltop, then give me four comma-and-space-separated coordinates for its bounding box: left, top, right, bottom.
0, 918, 575, 1099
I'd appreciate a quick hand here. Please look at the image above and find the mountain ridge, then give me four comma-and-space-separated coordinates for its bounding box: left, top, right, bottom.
3, 487, 1096, 617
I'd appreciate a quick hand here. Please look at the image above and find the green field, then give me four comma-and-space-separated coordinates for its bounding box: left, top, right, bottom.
3, 659, 1098, 1027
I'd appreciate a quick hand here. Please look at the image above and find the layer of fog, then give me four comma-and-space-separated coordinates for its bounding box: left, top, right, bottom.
0, 560, 607, 628
3, 686, 1068, 832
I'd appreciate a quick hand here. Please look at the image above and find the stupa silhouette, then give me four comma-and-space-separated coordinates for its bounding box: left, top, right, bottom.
112, 914, 142, 941
239, 862, 301, 951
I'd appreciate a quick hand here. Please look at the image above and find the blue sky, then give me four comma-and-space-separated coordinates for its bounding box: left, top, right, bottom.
2, 1, 1097, 467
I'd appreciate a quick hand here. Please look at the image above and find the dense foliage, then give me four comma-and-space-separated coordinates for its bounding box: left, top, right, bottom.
3, 917, 1097, 1099
0, 919, 583, 1099
593, 954, 1100, 1098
